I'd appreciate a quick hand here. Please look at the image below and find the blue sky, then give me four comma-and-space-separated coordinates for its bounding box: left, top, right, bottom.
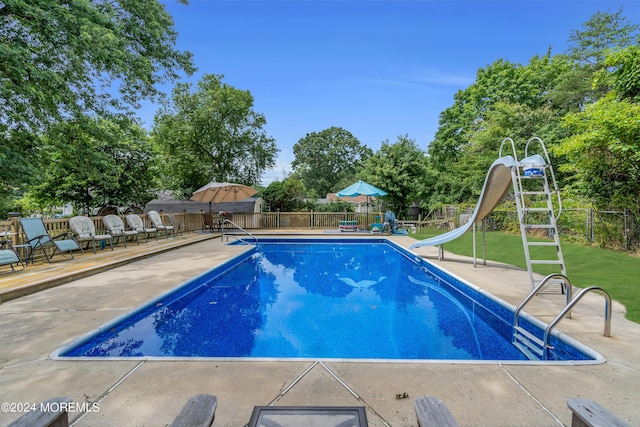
145, 0, 640, 185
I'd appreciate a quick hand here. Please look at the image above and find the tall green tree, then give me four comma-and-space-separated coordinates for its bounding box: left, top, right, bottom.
429, 58, 539, 171
426, 9, 638, 207
566, 8, 638, 66
28, 117, 156, 213
562, 8, 639, 104
427, 56, 560, 205
0, 0, 195, 199
557, 45, 640, 211
153, 74, 278, 195
362, 135, 428, 216
292, 127, 372, 197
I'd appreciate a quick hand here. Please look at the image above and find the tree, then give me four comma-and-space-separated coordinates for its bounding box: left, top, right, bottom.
153, 74, 279, 195
28, 117, 156, 213
428, 58, 544, 172
0, 0, 195, 198
566, 8, 638, 66
560, 8, 640, 106
260, 177, 306, 212
291, 127, 372, 197
426, 9, 639, 207
556, 45, 640, 211
595, 44, 640, 103
362, 135, 428, 216
558, 97, 640, 210
426, 56, 565, 205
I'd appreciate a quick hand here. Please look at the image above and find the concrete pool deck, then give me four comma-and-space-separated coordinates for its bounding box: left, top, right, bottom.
0, 232, 638, 426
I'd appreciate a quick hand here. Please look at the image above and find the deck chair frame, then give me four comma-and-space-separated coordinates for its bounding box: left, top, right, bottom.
0, 247, 25, 272
125, 214, 158, 243
69, 216, 114, 254
147, 210, 176, 239
19, 217, 83, 263
103, 214, 140, 247
167, 213, 189, 236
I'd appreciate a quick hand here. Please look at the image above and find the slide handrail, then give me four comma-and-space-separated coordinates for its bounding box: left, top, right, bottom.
525, 136, 562, 220
499, 137, 518, 161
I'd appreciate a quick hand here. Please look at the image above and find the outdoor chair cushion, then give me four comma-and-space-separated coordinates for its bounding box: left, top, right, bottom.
69, 216, 113, 253
126, 214, 157, 242
103, 215, 139, 247
147, 210, 175, 239
0, 249, 24, 271
19, 217, 82, 263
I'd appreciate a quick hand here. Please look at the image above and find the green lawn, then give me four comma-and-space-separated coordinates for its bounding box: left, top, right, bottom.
410, 230, 640, 324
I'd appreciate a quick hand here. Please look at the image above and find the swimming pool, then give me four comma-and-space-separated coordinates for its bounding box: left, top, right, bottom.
53, 238, 603, 363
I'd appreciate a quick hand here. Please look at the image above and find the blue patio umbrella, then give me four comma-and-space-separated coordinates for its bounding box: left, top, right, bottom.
336, 180, 387, 225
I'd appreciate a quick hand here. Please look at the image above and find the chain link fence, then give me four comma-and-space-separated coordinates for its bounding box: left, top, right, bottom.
424, 205, 640, 253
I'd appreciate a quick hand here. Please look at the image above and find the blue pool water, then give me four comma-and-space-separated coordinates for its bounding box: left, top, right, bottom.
56, 239, 600, 362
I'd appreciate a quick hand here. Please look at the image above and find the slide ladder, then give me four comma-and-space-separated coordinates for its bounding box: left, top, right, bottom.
502, 137, 566, 291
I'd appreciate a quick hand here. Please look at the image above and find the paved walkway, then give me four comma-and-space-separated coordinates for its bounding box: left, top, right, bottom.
0, 232, 638, 426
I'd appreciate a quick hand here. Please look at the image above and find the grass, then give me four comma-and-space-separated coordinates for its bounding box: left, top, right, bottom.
411, 229, 640, 324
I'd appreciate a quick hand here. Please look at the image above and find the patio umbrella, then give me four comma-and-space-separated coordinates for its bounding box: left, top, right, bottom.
336, 180, 387, 225
190, 182, 257, 212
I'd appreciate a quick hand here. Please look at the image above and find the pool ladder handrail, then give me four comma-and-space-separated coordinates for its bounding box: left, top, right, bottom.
542, 286, 612, 358
221, 219, 258, 245
514, 273, 573, 331
513, 273, 612, 360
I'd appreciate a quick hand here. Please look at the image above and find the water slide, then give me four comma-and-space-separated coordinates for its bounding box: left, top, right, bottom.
409, 155, 519, 249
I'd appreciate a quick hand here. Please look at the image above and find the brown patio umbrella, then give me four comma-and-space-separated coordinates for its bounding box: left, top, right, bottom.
190, 182, 257, 205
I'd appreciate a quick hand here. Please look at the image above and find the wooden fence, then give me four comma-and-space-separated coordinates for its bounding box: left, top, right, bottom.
0, 211, 392, 248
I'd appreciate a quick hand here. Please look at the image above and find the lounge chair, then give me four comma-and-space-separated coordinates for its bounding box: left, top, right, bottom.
0, 248, 24, 272
126, 214, 158, 243
202, 212, 215, 232
7, 396, 72, 427
19, 217, 83, 263
8, 394, 217, 427
69, 216, 114, 253
414, 396, 459, 427
170, 394, 217, 427
103, 214, 139, 247
0, 235, 25, 272
567, 397, 629, 427
167, 213, 189, 236
148, 210, 175, 239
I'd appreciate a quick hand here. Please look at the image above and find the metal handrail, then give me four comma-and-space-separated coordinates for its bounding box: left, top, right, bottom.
543, 286, 612, 359
525, 136, 562, 220
499, 137, 518, 160
514, 273, 573, 333
221, 219, 257, 245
